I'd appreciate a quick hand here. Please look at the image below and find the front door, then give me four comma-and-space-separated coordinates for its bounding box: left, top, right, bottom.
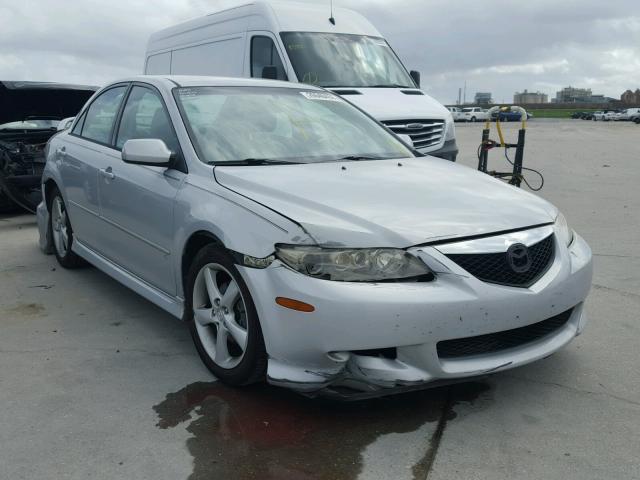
97, 85, 184, 295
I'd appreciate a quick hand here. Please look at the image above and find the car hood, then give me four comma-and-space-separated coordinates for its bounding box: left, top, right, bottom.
0, 81, 97, 125
214, 158, 557, 248
330, 88, 450, 120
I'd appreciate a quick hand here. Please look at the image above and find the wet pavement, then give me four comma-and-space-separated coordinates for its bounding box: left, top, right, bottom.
152, 382, 491, 480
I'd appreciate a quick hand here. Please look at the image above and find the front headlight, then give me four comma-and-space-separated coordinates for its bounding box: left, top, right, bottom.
555, 212, 574, 246
444, 115, 456, 141
275, 245, 433, 282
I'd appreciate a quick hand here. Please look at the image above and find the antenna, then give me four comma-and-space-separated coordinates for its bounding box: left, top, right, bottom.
329, 0, 335, 25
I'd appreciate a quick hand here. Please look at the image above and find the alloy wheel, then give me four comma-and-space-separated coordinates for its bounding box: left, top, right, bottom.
51, 196, 69, 257
192, 263, 249, 369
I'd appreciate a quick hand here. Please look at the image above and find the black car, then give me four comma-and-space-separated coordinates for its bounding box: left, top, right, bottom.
0, 81, 97, 212
571, 111, 586, 119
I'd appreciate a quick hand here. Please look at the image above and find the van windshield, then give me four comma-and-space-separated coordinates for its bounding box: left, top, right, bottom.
174, 86, 413, 165
280, 32, 415, 88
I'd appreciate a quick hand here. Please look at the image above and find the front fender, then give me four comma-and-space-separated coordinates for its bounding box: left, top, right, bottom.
172, 179, 313, 298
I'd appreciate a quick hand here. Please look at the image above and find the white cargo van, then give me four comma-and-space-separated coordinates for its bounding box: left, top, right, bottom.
144, 1, 458, 161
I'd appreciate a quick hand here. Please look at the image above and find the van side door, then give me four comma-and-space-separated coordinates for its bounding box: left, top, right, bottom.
246, 32, 290, 81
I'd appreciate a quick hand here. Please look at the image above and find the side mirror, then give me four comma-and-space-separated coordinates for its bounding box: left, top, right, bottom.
262, 65, 278, 80
122, 139, 173, 167
57, 117, 75, 131
410, 70, 421, 88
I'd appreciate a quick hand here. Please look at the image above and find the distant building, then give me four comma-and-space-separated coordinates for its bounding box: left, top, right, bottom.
555, 86, 592, 103
514, 89, 548, 104
621, 89, 640, 104
474, 92, 493, 105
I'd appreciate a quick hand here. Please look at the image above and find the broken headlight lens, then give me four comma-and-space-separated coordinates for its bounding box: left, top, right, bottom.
555, 212, 574, 246
275, 245, 433, 282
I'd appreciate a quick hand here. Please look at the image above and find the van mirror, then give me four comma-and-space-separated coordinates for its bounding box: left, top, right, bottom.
262, 66, 278, 80
410, 70, 421, 88
122, 139, 173, 167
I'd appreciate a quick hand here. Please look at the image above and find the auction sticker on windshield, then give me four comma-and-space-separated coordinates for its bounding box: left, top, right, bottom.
300, 91, 341, 102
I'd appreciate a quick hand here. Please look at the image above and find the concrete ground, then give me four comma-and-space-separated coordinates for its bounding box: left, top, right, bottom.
0, 119, 638, 480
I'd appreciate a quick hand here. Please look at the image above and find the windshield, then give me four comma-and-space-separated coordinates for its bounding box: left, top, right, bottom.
0, 119, 59, 130
174, 86, 413, 165
280, 32, 415, 88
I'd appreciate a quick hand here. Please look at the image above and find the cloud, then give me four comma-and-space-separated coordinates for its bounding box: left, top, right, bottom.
0, 0, 638, 103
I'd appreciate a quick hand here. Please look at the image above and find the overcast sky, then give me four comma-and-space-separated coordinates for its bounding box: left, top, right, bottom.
1, 0, 639, 104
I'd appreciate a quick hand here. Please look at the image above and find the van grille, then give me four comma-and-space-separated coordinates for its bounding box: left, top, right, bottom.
381, 119, 444, 150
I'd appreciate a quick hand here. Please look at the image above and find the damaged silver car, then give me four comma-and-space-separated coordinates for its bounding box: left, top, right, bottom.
0, 81, 96, 212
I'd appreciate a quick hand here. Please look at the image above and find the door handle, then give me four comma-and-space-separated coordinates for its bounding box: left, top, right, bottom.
56, 146, 66, 157
99, 167, 116, 180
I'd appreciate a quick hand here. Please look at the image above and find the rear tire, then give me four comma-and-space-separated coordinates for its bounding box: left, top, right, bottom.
184, 245, 267, 386
48, 187, 83, 269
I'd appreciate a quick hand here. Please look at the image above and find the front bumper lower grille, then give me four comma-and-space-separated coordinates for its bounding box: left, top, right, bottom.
437, 308, 574, 359
381, 119, 444, 149
445, 234, 555, 287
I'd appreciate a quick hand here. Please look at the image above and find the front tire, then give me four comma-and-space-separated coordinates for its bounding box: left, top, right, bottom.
470, 116, 477, 122
49, 188, 83, 268
185, 245, 267, 386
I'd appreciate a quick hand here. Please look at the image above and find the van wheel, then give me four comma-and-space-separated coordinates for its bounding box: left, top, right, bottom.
185, 245, 267, 386
49, 188, 83, 268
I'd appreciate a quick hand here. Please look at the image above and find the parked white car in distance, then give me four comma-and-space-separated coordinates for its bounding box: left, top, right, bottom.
593, 110, 617, 121
460, 107, 489, 122
613, 108, 640, 121
447, 106, 463, 121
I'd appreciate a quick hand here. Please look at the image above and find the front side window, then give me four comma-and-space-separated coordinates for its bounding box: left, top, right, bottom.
281, 32, 414, 88
174, 86, 413, 165
81, 86, 127, 144
250, 36, 287, 80
116, 86, 178, 152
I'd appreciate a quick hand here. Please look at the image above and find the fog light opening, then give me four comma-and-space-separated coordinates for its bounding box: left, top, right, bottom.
275, 297, 315, 313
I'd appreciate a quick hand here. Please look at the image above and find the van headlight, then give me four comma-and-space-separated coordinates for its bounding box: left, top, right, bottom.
275, 245, 433, 282
555, 212, 574, 246
444, 116, 456, 141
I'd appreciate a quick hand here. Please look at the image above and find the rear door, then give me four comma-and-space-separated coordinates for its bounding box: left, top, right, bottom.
61, 85, 128, 251
97, 84, 184, 295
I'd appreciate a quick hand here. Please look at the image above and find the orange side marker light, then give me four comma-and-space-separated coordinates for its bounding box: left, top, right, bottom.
275, 297, 315, 313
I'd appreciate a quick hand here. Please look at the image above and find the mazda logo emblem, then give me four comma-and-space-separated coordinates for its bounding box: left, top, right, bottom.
506, 243, 532, 273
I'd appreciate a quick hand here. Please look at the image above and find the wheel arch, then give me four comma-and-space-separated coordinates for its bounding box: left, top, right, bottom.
181, 230, 226, 292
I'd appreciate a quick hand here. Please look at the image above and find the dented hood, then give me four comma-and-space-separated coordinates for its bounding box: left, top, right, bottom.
0, 81, 97, 125
214, 157, 557, 248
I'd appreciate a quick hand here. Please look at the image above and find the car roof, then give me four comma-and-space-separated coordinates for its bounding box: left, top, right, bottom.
106, 75, 323, 91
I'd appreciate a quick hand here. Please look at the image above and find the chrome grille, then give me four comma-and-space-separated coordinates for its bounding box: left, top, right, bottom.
382, 119, 444, 149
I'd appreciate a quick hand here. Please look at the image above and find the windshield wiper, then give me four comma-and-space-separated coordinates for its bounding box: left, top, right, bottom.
208, 158, 301, 166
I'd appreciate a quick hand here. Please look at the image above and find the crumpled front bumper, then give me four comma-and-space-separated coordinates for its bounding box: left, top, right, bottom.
238, 228, 592, 398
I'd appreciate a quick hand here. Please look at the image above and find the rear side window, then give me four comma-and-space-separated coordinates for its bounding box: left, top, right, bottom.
251, 36, 287, 80
116, 86, 178, 152
81, 86, 127, 145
